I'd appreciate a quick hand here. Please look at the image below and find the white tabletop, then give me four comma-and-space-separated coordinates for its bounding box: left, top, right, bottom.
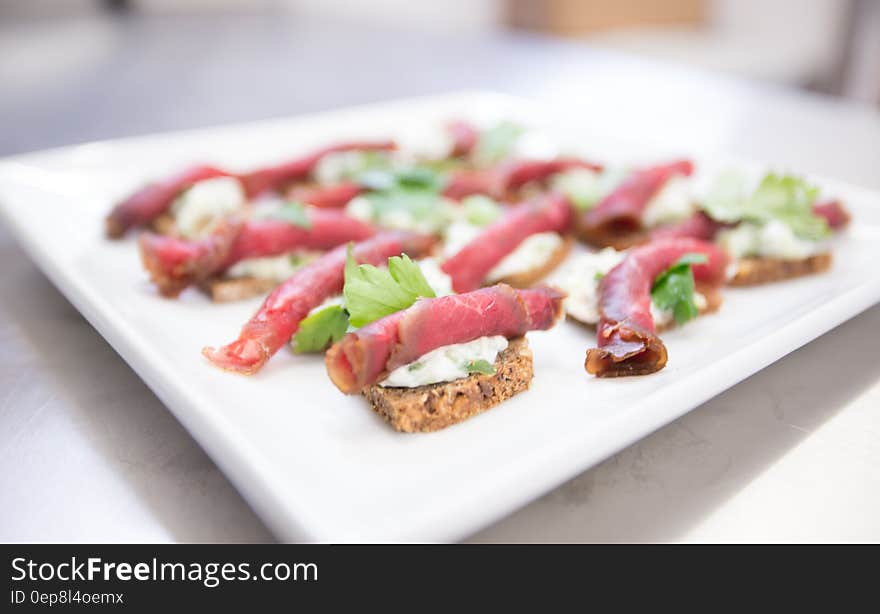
2, 13, 879, 542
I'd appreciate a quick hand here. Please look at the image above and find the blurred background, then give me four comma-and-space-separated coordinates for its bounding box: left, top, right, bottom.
4, 0, 879, 93
1, 0, 878, 157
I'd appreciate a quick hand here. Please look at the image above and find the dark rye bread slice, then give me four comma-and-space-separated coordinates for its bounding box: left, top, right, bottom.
494, 236, 573, 289
148, 214, 274, 302
363, 337, 533, 433
150, 213, 177, 236
150, 206, 287, 302
728, 253, 832, 286
198, 276, 279, 303
573, 222, 646, 251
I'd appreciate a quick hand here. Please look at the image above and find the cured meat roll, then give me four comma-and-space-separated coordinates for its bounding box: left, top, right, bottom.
203, 231, 434, 375
326, 284, 565, 394
585, 238, 727, 377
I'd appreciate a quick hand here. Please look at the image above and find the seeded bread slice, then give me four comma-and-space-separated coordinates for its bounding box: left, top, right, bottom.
150, 213, 177, 236
199, 276, 279, 303
573, 224, 646, 251
494, 236, 573, 289
363, 337, 533, 433
728, 253, 832, 286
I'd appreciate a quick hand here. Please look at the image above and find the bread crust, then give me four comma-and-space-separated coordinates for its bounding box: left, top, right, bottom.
728, 253, 832, 286
363, 337, 533, 433
494, 236, 573, 289
573, 223, 646, 250
150, 213, 177, 236
199, 276, 279, 302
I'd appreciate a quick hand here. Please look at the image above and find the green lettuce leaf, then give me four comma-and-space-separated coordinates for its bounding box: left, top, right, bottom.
703, 171, 829, 240
270, 201, 312, 229
473, 121, 524, 166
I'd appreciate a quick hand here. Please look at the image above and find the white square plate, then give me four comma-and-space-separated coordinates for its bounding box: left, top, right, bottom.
2, 92, 879, 541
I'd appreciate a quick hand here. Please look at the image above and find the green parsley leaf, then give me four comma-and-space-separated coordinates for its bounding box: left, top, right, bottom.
674, 253, 708, 267
271, 201, 312, 229
328, 150, 394, 182
651, 253, 705, 326
461, 195, 502, 226
464, 359, 495, 375
291, 305, 350, 354
473, 121, 524, 166
419, 157, 466, 174
554, 170, 601, 212
552, 167, 629, 212
397, 167, 442, 189
358, 150, 394, 170
361, 188, 452, 234
343, 245, 436, 327
357, 166, 445, 193
357, 169, 397, 192
287, 253, 315, 268
703, 171, 829, 241
388, 254, 436, 299
354, 166, 451, 233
